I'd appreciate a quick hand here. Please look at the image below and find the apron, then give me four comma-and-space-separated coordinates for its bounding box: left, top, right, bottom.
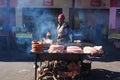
57, 22, 70, 43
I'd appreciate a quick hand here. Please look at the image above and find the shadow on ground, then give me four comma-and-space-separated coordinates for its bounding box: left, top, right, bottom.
0, 50, 35, 62
84, 69, 120, 80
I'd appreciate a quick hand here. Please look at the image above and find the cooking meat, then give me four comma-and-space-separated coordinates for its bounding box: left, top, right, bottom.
48, 45, 65, 53
94, 46, 103, 53
83, 46, 98, 54
83, 46, 104, 58
66, 46, 83, 53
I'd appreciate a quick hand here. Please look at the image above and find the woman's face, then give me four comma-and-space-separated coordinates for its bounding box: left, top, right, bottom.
58, 18, 64, 24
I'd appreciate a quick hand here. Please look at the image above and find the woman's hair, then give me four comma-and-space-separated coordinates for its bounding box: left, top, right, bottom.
58, 13, 65, 19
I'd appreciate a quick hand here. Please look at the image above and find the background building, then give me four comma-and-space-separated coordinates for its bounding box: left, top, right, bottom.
2, 0, 119, 50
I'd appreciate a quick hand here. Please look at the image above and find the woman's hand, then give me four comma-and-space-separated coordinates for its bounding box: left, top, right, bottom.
58, 34, 62, 39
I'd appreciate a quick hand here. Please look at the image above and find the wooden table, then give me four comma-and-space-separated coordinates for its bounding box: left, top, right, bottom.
30, 52, 87, 80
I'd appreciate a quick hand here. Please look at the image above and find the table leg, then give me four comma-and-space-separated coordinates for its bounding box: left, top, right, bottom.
80, 55, 84, 80
35, 54, 38, 80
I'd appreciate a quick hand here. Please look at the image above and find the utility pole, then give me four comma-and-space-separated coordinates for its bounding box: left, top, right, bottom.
7, 0, 10, 49
72, 0, 75, 29
7, 0, 10, 32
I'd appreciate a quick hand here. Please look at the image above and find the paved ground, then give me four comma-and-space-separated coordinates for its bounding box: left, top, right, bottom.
0, 39, 120, 80
0, 62, 34, 80
0, 50, 35, 80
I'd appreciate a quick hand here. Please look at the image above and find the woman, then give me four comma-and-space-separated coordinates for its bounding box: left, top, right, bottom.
57, 13, 71, 43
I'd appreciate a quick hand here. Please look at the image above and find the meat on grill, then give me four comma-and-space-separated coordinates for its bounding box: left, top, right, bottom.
94, 46, 103, 53
66, 46, 83, 53
48, 45, 65, 53
83, 46, 103, 54
83, 46, 98, 54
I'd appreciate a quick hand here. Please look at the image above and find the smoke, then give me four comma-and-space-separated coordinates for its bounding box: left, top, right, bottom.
78, 9, 109, 44
0, 9, 7, 24
93, 10, 108, 25
34, 10, 57, 41
5, 0, 58, 53
78, 10, 84, 21
23, 8, 57, 41
17, 0, 31, 8
21, 8, 57, 53
16, 0, 57, 41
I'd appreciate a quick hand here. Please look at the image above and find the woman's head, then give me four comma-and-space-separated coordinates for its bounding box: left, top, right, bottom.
58, 13, 65, 24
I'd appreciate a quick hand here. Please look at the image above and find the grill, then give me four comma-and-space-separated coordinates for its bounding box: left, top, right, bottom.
30, 42, 103, 80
